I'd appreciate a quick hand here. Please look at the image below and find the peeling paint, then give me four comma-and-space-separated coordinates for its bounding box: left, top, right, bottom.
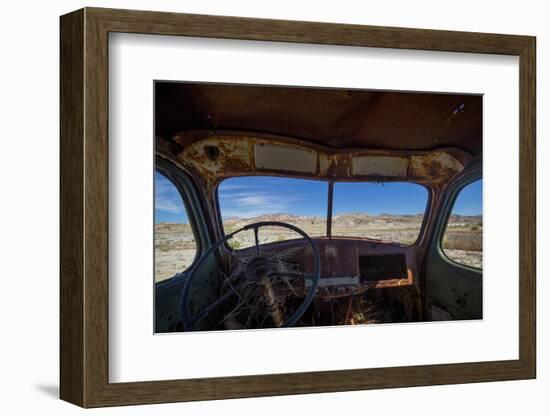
173, 131, 471, 188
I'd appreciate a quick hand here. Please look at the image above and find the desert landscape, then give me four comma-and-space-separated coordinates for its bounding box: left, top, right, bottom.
154, 213, 482, 282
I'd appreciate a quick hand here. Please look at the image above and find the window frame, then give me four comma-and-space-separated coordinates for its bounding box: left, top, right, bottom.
154, 159, 205, 283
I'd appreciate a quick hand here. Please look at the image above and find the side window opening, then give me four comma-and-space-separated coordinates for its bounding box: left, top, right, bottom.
441, 179, 483, 269
154, 171, 197, 282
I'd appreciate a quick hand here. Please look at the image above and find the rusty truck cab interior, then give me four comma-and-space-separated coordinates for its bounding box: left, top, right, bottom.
155, 83, 482, 332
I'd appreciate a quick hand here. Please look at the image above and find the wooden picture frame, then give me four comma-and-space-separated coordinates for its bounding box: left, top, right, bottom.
60, 7, 536, 408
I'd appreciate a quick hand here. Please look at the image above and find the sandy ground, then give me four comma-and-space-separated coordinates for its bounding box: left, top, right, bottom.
154, 214, 482, 282
444, 249, 482, 269
155, 223, 197, 282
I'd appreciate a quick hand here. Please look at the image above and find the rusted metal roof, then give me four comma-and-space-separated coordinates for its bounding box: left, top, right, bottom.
155, 82, 482, 156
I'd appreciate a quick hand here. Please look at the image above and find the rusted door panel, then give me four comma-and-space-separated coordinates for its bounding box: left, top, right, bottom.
424, 166, 482, 320
154, 158, 219, 332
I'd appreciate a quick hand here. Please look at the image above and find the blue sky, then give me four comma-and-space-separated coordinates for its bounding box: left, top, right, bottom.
155, 173, 482, 223
218, 177, 328, 219
155, 171, 189, 223
332, 182, 427, 216
451, 180, 483, 215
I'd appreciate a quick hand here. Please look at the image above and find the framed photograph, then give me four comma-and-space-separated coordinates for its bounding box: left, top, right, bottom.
60, 7, 536, 408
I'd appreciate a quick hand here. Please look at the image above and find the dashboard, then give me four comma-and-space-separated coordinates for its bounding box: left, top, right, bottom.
254, 238, 417, 300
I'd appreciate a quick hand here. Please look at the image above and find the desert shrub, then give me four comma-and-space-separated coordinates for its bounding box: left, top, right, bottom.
443, 232, 482, 251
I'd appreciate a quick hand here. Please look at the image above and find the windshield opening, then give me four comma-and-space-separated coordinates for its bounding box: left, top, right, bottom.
217, 176, 428, 246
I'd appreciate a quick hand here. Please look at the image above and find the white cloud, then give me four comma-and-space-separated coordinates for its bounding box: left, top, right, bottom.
221, 190, 295, 219
155, 175, 184, 214
155, 198, 182, 213
220, 178, 329, 219
217, 184, 253, 192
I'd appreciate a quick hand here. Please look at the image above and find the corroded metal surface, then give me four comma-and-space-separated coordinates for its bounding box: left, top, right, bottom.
172, 131, 472, 193
156, 83, 483, 156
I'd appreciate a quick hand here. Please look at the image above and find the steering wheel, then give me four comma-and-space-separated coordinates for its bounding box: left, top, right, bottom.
180, 221, 321, 331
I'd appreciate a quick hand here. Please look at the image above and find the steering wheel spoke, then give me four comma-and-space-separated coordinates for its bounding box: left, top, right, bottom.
253, 225, 260, 256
